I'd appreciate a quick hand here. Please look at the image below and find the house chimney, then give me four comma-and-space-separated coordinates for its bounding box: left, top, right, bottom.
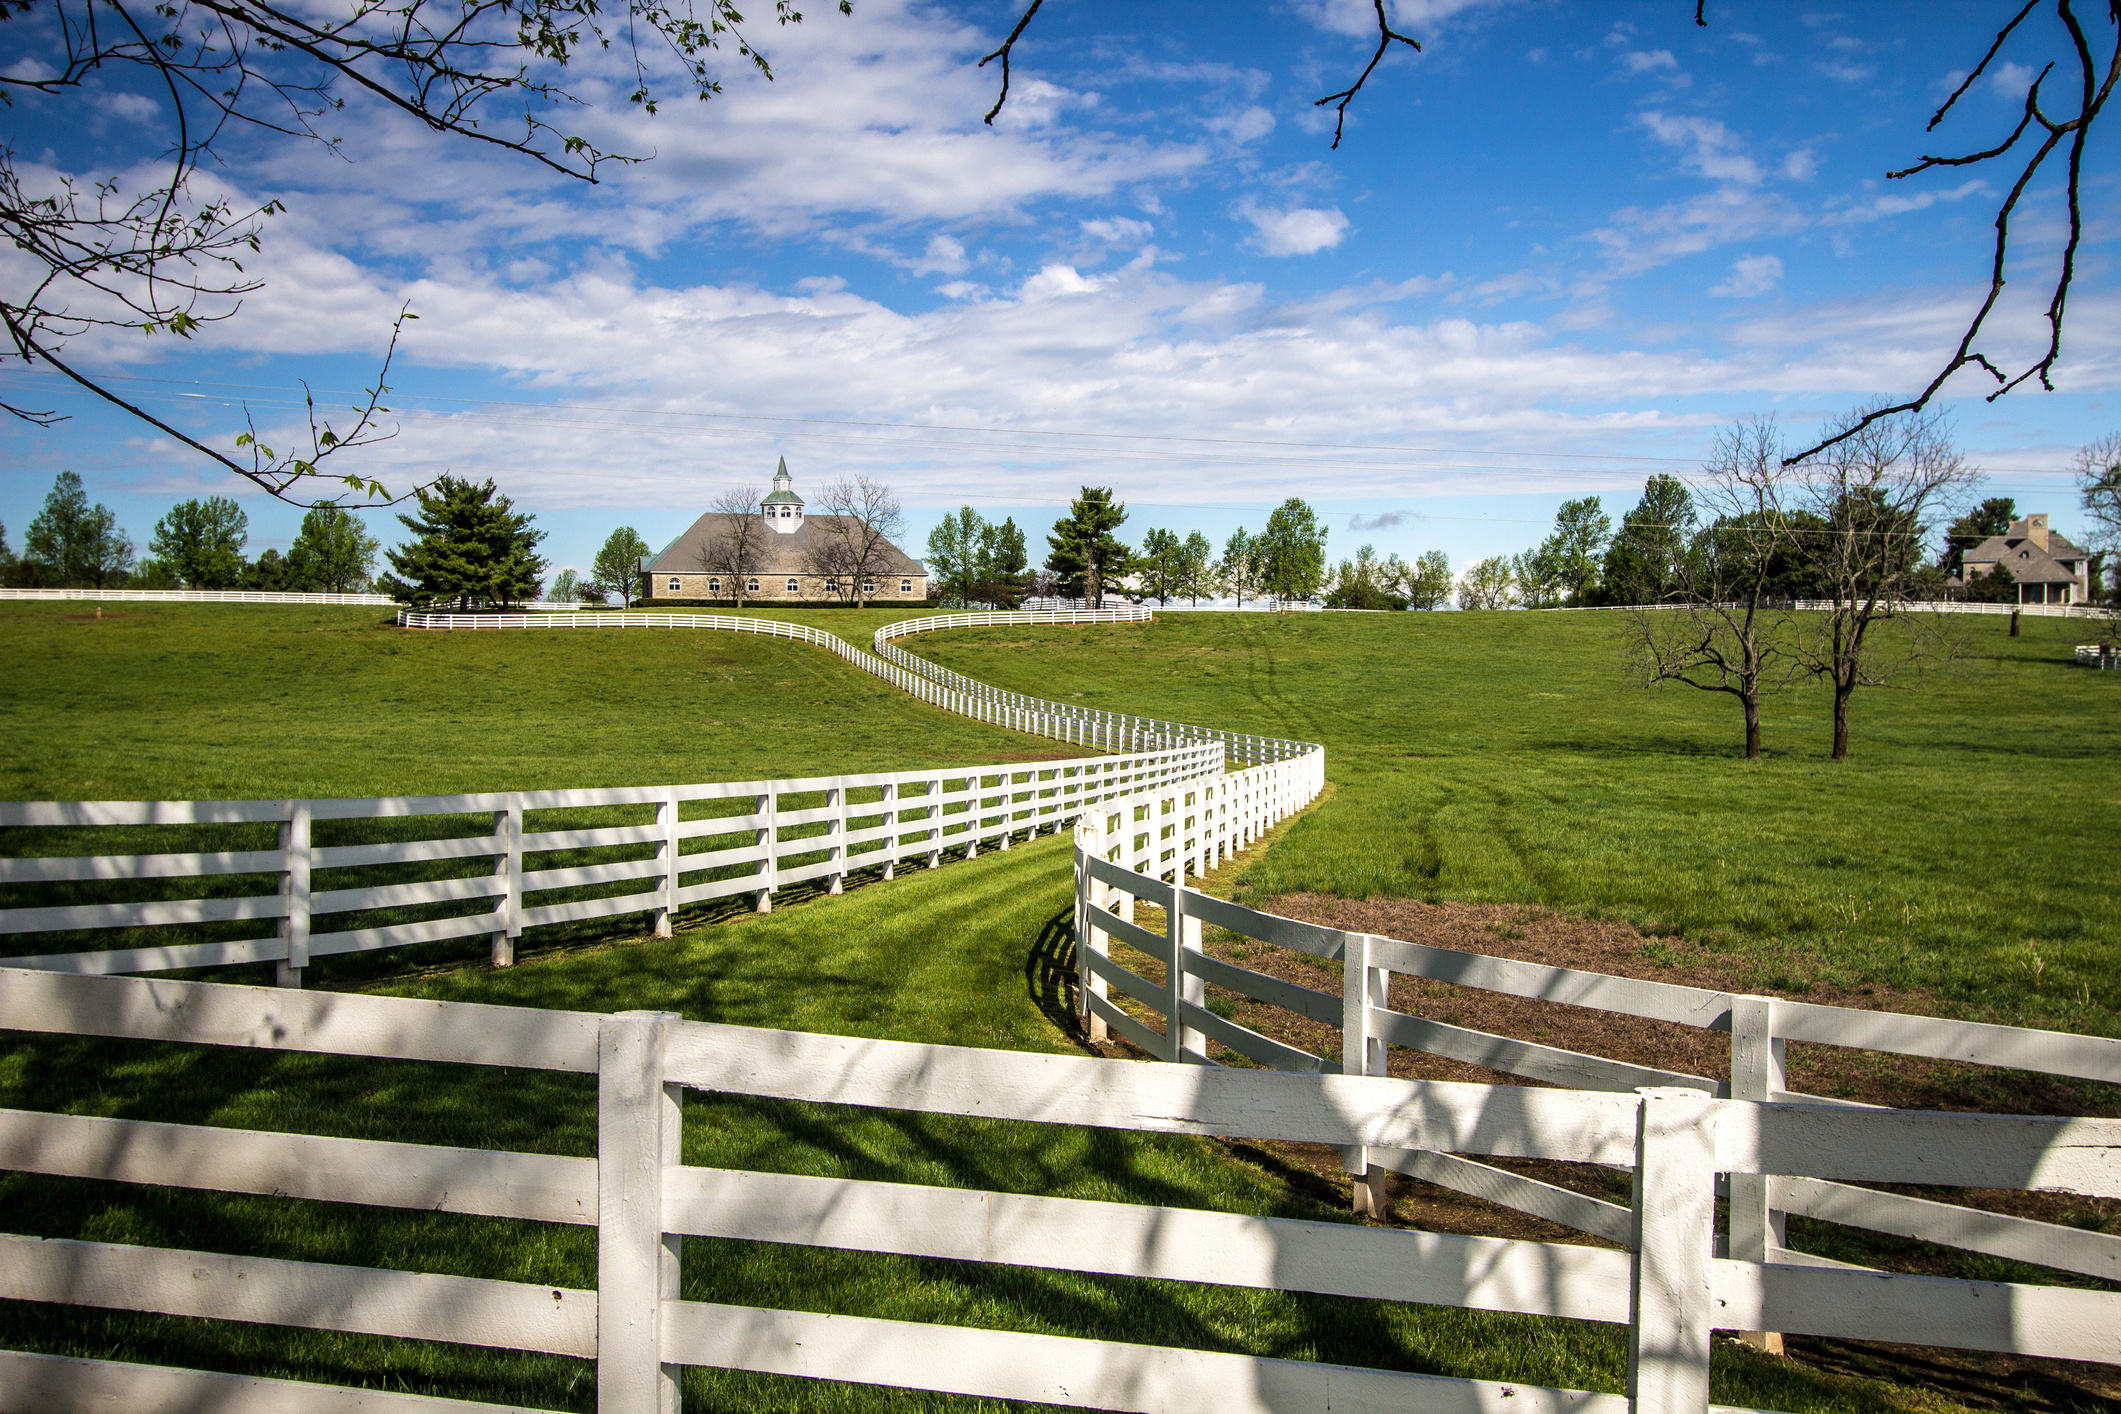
2013, 514, 2050, 550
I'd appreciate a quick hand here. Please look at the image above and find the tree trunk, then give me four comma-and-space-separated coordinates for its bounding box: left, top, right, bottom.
1831, 675, 1853, 760
1742, 689, 1762, 760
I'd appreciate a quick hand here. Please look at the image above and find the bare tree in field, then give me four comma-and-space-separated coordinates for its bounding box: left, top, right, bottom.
706, 485, 765, 609
808, 475, 905, 608
1789, 405, 1977, 760
1625, 418, 1798, 760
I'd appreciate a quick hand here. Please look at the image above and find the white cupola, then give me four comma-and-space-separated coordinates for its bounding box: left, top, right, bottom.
761, 457, 804, 534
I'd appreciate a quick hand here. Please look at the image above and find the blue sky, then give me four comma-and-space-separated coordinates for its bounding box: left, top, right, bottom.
4, 0, 2116, 579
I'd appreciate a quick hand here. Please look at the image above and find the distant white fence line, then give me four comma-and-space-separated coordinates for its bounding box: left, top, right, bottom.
2080, 643, 2120, 667
0, 610, 1323, 983
1, 964, 2114, 1414
0, 587, 397, 606
1071, 815, 2121, 1350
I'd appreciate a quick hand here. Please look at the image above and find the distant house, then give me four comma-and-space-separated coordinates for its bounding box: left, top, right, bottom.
1954, 514, 2092, 605
644, 461, 929, 603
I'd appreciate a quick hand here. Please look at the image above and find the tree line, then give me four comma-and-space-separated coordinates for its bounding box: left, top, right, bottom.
2, 472, 380, 592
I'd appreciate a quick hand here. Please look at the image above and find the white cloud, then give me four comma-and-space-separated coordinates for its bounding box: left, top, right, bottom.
1622, 49, 1680, 75
1990, 61, 2038, 98
1815, 61, 1874, 83
1079, 217, 1155, 246
1823, 178, 1986, 224
1709, 254, 1783, 297
1236, 200, 1351, 256
1204, 105, 1276, 143
910, 235, 970, 276
101, 92, 159, 124
1637, 111, 1761, 185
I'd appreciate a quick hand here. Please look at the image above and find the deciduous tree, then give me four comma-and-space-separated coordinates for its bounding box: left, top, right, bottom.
1624, 419, 1795, 759
1220, 527, 1260, 607
1257, 497, 1328, 608
703, 486, 766, 608
926, 506, 988, 608
382, 475, 546, 609
807, 476, 904, 607
150, 497, 249, 590
1457, 557, 1516, 611
1135, 527, 1186, 605
1598, 476, 1695, 606
593, 527, 651, 608
287, 503, 381, 592
1402, 549, 1452, 610
1788, 404, 1976, 760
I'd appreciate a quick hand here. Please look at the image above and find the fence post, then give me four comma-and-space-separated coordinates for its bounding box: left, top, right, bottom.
1629, 1087, 1716, 1414
1171, 883, 1204, 1062
1727, 995, 1786, 1355
928, 776, 944, 869
754, 789, 776, 913
880, 780, 897, 881
598, 1010, 683, 1414
491, 794, 522, 967
1342, 931, 1390, 1216
276, 800, 310, 988
1078, 818, 1109, 1043
827, 781, 845, 895
656, 785, 680, 939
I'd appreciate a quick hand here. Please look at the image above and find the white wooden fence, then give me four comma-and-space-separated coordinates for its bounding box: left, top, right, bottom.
1071, 818, 2121, 1343
1, 611, 1324, 982
0, 588, 398, 606
1, 964, 2114, 1414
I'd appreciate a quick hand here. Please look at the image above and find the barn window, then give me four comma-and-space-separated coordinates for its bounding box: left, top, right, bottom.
862, 578, 875, 594
747, 578, 760, 593
786, 578, 799, 593
900, 579, 911, 594
708, 578, 721, 594
667, 578, 680, 592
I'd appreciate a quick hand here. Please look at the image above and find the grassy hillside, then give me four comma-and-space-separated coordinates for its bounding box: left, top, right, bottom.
911, 609, 2121, 1037
0, 603, 1042, 800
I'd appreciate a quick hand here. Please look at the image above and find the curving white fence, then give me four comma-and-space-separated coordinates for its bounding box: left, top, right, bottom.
0, 610, 1323, 983
1072, 817, 2121, 1360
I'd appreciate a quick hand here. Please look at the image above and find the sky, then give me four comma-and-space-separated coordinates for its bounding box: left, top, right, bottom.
3, 0, 2116, 580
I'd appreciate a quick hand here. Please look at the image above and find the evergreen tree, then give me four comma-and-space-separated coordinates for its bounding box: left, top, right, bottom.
0, 521, 14, 585
288, 504, 382, 592
1045, 487, 1131, 608
1256, 498, 1328, 607
989, 517, 1031, 600
150, 497, 249, 589
243, 547, 296, 591
1598, 475, 1695, 605
27, 472, 134, 587
1940, 497, 2017, 577
592, 527, 650, 607
382, 476, 547, 608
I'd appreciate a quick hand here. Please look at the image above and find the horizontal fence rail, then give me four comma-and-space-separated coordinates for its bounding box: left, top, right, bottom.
2, 610, 1324, 983
1069, 825, 2121, 1322
1, 965, 2114, 1413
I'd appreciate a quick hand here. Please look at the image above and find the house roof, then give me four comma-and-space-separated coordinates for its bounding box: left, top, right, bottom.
1962, 535, 2085, 585
648, 512, 926, 578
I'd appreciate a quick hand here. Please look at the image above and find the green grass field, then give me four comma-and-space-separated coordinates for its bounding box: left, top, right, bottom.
914, 608, 2121, 1040
1, 600, 2113, 1412
0, 603, 1035, 800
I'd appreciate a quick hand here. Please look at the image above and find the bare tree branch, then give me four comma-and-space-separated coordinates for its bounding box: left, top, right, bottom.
978, 0, 1044, 125
1313, 0, 1421, 150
